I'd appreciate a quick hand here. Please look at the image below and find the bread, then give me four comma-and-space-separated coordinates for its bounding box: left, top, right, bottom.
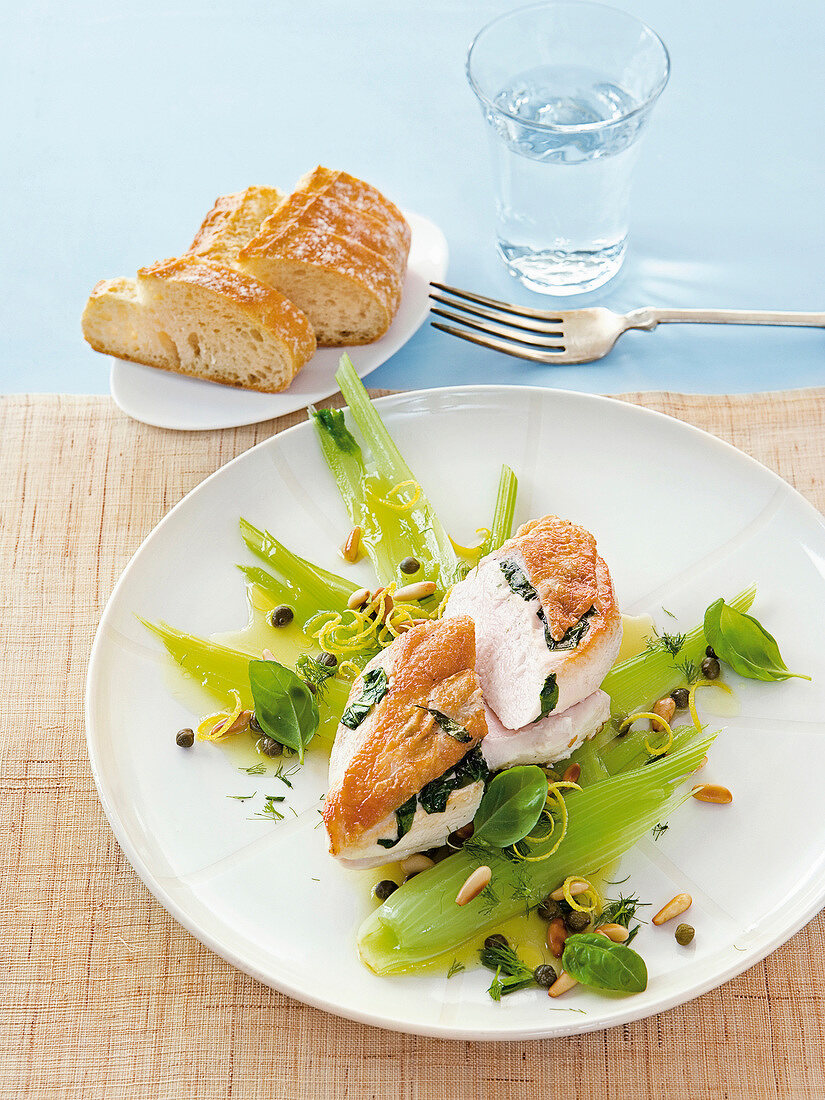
185, 186, 284, 267
81, 257, 316, 393
238, 166, 410, 346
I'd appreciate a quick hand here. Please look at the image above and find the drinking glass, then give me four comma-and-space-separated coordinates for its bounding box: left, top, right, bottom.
466, 1, 670, 295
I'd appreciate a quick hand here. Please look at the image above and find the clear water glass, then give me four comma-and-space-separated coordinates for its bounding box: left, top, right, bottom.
467, 2, 670, 295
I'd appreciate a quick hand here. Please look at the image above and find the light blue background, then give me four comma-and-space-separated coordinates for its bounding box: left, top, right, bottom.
3, 0, 823, 395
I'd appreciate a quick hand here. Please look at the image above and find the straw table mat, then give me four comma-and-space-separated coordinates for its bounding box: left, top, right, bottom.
2, 389, 825, 1100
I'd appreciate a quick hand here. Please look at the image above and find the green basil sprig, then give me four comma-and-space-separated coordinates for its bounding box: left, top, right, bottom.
418, 747, 489, 815
562, 933, 648, 993
703, 599, 811, 683
537, 673, 559, 720
248, 659, 319, 763
472, 765, 548, 848
341, 668, 388, 729
416, 705, 472, 743
377, 794, 417, 849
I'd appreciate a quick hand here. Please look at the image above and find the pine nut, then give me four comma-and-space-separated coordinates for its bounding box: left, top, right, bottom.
595, 923, 629, 943
394, 580, 437, 602
562, 762, 581, 784
213, 710, 252, 737
400, 854, 434, 876
261, 648, 276, 661
652, 696, 676, 727
546, 917, 569, 958
548, 971, 578, 997
341, 525, 362, 563
395, 620, 416, 633
550, 879, 589, 901
347, 587, 371, 610
652, 893, 692, 926
455, 865, 491, 906
692, 784, 732, 804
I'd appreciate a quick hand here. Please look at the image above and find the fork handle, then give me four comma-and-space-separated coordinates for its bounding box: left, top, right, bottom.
625, 307, 825, 330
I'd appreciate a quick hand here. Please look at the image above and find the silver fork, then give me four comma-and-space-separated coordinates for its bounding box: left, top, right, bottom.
429, 282, 825, 364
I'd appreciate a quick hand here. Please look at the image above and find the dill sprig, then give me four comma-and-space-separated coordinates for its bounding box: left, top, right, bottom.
479, 881, 500, 917
645, 629, 686, 657
295, 654, 337, 698
238, 762, 265, 775
652, 822, 669, 841
675, 656, 701, 685
274, 763, 299, 788
251, 794, 286, 822
226, 793, 255, 802
478, 940, 536, 1001
447, 959, 465, 979
594, 893, 650, 945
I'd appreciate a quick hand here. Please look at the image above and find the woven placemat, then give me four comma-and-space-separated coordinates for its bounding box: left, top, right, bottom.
2, 390, 825, 1100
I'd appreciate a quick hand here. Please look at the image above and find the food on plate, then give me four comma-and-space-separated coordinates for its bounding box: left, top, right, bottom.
81, 167, 410, 386
445, 515, 622, 730
323, 615, 488, 867
82, 257, 316, 393
145, 354, 808, 1005
185, 185, 285, 267
239, 167, 411, 346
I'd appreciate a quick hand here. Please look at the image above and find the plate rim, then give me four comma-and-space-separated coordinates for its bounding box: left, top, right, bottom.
84, 383, 825, 1039
108, 209, 448, 432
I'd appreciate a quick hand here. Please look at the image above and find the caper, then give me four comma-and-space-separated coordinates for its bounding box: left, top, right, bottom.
565, 909, 591, 933
400, 556, 421, 575
270, 604, 294, 627
533, 963, 558, 989
675, 923, 695, 946
249, 712, 262, 733
670, 687, 690, 710
484, 933, 509, 951
175, 728, 194, 748
701, 656, 720, 680
259, 736, 282, 757
447, 823, 474, 848
373, 879, 398, 901
705, 645, 717, 659
318, 651, 337, 668
537, 896, 563, 922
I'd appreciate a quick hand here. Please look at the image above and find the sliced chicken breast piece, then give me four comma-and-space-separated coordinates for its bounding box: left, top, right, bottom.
323, 615, 489, 868
445, 515, 622, 730
481, 689, 610, 772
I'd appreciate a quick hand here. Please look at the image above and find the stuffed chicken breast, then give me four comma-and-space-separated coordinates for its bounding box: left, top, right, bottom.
323, 615, 488, 869
445, 515, 622, 732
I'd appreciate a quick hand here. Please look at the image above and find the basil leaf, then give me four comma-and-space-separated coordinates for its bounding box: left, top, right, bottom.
248, 659, 319, 763
377, 794, 417, 849
472, 765, 548, 848
416, 705, 472, 743
341, 668, 388, 729
562, 933, 648, 993
537, 673, 559, 720
499, 558, 538, 601
704, 599, 811, 683
501, 560, 593, 653
419, 747, 490, 815
547, 606, 595, 651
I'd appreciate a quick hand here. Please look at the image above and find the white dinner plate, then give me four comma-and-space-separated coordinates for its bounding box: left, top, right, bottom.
108, 211, 447, 431
85, 386, 825, 1039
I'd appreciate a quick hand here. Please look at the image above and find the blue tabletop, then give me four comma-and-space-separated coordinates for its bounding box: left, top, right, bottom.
3, 0, 823, 396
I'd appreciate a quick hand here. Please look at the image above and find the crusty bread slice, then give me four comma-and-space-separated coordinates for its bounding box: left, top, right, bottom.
185, 186, 284, 266
297, 167, 411, 257
81, 257, 316, 393
238, 167, 410, 347
82, 276, 176, 366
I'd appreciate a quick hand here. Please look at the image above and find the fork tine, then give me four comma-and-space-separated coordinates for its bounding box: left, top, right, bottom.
430, 322, 567, 364
429, 293, 564, 336
430, 282, 565, 323
429, 307, 565, 350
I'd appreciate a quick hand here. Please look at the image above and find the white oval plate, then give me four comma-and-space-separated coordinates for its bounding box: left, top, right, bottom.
85, 386, 825, 1039
109, 211, 447, 431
